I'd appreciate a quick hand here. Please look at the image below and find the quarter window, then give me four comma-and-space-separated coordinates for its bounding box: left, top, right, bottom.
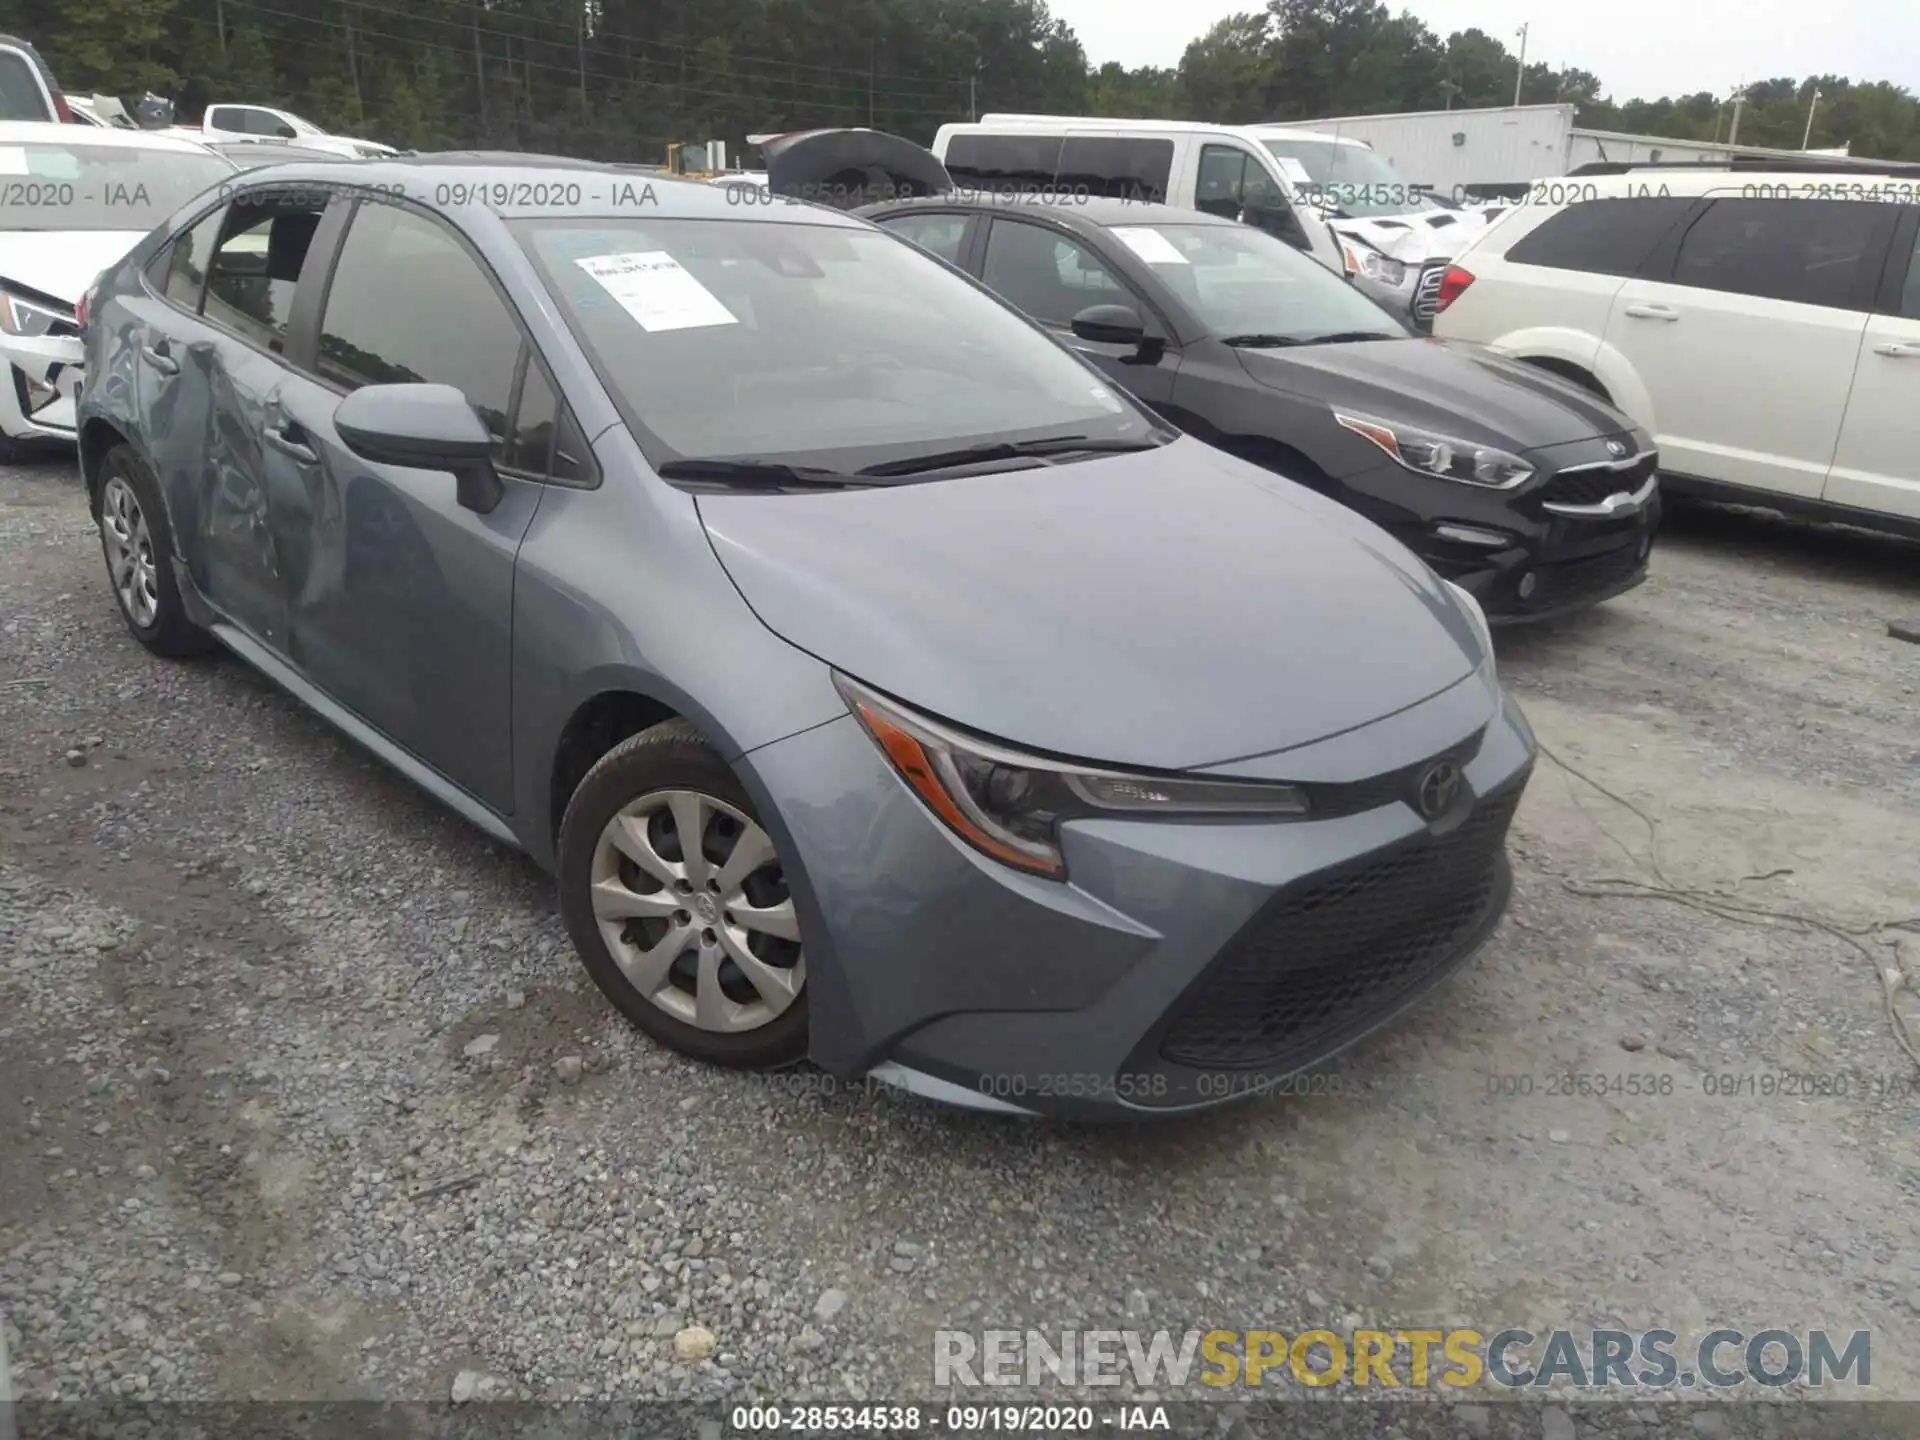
981, 220, 1129, 328
157, 207, 227, 311
1669, 198, 1895, 311
1505, 196, 1700, 277
878, 213, 968, 264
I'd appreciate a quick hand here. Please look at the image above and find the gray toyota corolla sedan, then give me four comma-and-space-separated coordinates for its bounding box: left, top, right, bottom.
75, 156, 1537, 1118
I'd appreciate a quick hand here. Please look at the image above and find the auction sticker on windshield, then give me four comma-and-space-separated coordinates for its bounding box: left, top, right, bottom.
1109, 227, 1189, 265
575, 251, 737, 332
1271, 155, 1314, 188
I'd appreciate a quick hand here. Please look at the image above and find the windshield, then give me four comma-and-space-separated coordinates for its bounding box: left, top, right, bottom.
1109, 222, 1406, 343
0, 142, 233, 230
1262, 138, 1433, 219
513, 217, 1157, 470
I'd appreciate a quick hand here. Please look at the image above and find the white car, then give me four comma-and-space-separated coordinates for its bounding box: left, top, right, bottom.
1430, 164, 1920, 535
179, 104, 396, 159
0, 122, 236, 459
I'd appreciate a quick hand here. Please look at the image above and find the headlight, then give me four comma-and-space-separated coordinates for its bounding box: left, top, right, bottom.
1340, 242, 1407, 287
0, 290, 73, 338
1445, 580, 1495, 670
1334, 411, 1534, 489
836, 675, 1309, 880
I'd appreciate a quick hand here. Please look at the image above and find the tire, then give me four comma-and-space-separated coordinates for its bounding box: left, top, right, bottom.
95, 444, 214, 658
557, 719, 808, 1068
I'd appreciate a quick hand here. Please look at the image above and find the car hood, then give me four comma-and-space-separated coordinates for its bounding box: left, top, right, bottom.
1234, 337, 1625, 451
1326, 210, 1486, 265
0, 230, 144, 305
697, 438, 1481, 771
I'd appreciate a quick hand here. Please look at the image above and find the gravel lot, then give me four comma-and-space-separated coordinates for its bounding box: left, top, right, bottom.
3, 450, 1918, 1430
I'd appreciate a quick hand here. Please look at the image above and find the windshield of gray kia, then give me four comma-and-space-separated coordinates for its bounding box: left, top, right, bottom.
0, 141, 233, 230
1262, 137, 1435, 218
514, 216, 1159, 468
1109, 222, 1407, 344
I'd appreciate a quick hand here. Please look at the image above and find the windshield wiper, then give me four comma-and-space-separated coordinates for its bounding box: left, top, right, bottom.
1219, 333, 1306, 349
656, 458, 873, 489
856, 434, 1165, 478
1298, 330, 1403, 345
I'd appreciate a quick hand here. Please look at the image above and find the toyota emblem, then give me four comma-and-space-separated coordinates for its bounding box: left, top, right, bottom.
1606, 439, 1628, 457
1416, 761, 1462, 819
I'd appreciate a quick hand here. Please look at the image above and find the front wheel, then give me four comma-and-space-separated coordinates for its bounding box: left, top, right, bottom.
556, 720, 808, 1068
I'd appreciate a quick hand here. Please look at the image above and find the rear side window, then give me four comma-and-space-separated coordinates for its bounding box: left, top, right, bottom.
0, 50, 52, 121
1670, 198, 1896, 311
943, 134, 1064, 194
877, 212, 968, 264
1504, 196, 1698, 276
1055, 136, 1173, 203
160, 208, 228, 312
981, 218, 1130, 328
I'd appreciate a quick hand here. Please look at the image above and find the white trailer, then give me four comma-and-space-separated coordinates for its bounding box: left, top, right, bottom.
1261, 104, 1861, 196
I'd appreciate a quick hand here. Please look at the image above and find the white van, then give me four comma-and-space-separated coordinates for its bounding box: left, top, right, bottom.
932, 115, 1492, 318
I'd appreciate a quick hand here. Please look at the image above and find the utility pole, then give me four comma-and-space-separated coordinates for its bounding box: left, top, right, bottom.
868, 37, 876, 126
1727, 85, 1746, 148
969, 63, 979, 122
216, 0, 226, 57
578, 0, 588, 109
1512, 24, 1527, 106
344, 3, 362, 117
1801, 87, 1822, 149
472, 0, 487, 132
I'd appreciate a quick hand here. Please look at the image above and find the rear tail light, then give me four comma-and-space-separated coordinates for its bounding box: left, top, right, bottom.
1434, 264, 1475, 313
75, 289, 91, 330
51, 90, 74, 123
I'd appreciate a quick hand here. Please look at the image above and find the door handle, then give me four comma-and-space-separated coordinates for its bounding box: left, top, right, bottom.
1622, 304, 1679, 322
1873, 341, 1920, 358
262, 423, 318, 465
139, 341, 178, 374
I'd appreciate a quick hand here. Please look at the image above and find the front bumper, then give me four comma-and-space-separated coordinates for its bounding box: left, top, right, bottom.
1332, 441, 1663, 625
741, 673, 1537, 1120
1, 334, 85, 443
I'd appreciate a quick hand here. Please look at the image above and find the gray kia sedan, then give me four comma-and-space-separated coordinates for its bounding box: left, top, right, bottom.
75, 156, 1537, 1118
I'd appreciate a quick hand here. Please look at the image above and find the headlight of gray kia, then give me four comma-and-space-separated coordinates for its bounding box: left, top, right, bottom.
1334, 411, 1534, 489
835, 674, 1310, 880
1445, 579, 1496, 672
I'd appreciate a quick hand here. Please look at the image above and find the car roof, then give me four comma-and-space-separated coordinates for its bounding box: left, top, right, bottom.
0, 119, 217, 154
864, 193, 1235, 232
223, 154, 871, 224
964, 115, 1369, 148
215, 143, 350, 166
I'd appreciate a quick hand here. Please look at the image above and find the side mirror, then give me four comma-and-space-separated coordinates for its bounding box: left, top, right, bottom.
334, 382, 504, 514
1071, 304, 1146, 347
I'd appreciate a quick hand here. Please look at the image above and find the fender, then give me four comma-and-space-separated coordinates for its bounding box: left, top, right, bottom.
1486, 324, 1656, 433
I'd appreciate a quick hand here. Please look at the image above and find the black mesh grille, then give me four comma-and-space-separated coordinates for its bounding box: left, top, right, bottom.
1521, 542, 1645, 610
1155, 788, 1522, 1072
1539, 454, 1653, 508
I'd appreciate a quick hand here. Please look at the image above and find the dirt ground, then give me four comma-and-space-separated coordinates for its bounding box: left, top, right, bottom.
2, 450, 1918, 1431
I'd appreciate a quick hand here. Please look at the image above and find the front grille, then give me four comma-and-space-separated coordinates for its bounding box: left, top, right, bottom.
1539, 453, 1653, 508
1523, 542, 1645, 609
1154, 787, 1521, 1072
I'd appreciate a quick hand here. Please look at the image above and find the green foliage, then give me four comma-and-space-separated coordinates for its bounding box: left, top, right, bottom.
15, 0, 1918, 162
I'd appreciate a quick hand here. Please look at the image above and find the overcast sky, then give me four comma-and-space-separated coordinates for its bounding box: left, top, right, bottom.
1046, 0, 1920, 102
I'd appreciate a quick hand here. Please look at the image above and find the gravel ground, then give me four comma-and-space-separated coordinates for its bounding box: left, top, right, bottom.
3, 451, 1919, 1433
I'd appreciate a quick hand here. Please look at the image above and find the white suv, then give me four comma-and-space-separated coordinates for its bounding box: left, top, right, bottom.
1429, 165, 1920, 536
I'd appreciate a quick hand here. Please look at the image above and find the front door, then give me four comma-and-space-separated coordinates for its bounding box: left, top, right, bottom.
269, 196, 542, 814
1603, 193, 1897, 500
977, 216, 1183, 416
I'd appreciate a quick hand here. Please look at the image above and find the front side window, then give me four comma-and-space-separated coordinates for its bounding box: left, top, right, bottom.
1670, 198, 1896, 311
981, 219, 1130, 328
1506, 196, 1700, 277
1261, 138, 1429, 219
1106, 222, 1405, 343
202, 198, 325, 351
877, 213, 968, 265
0, 142, 233, 231
1196, 145, 1250, 220
512, 216, 1155, 469
317, 200, 523, 446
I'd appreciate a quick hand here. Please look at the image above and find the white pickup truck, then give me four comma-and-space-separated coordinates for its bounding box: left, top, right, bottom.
175, 104, 396, 158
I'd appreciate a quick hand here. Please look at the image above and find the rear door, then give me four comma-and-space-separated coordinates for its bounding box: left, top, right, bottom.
1824, 207, 1920, 522
134, 190, 334, 653
266, 195, 553, 814
1602, 193, 1899, 499
975, 215, 1183, 416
